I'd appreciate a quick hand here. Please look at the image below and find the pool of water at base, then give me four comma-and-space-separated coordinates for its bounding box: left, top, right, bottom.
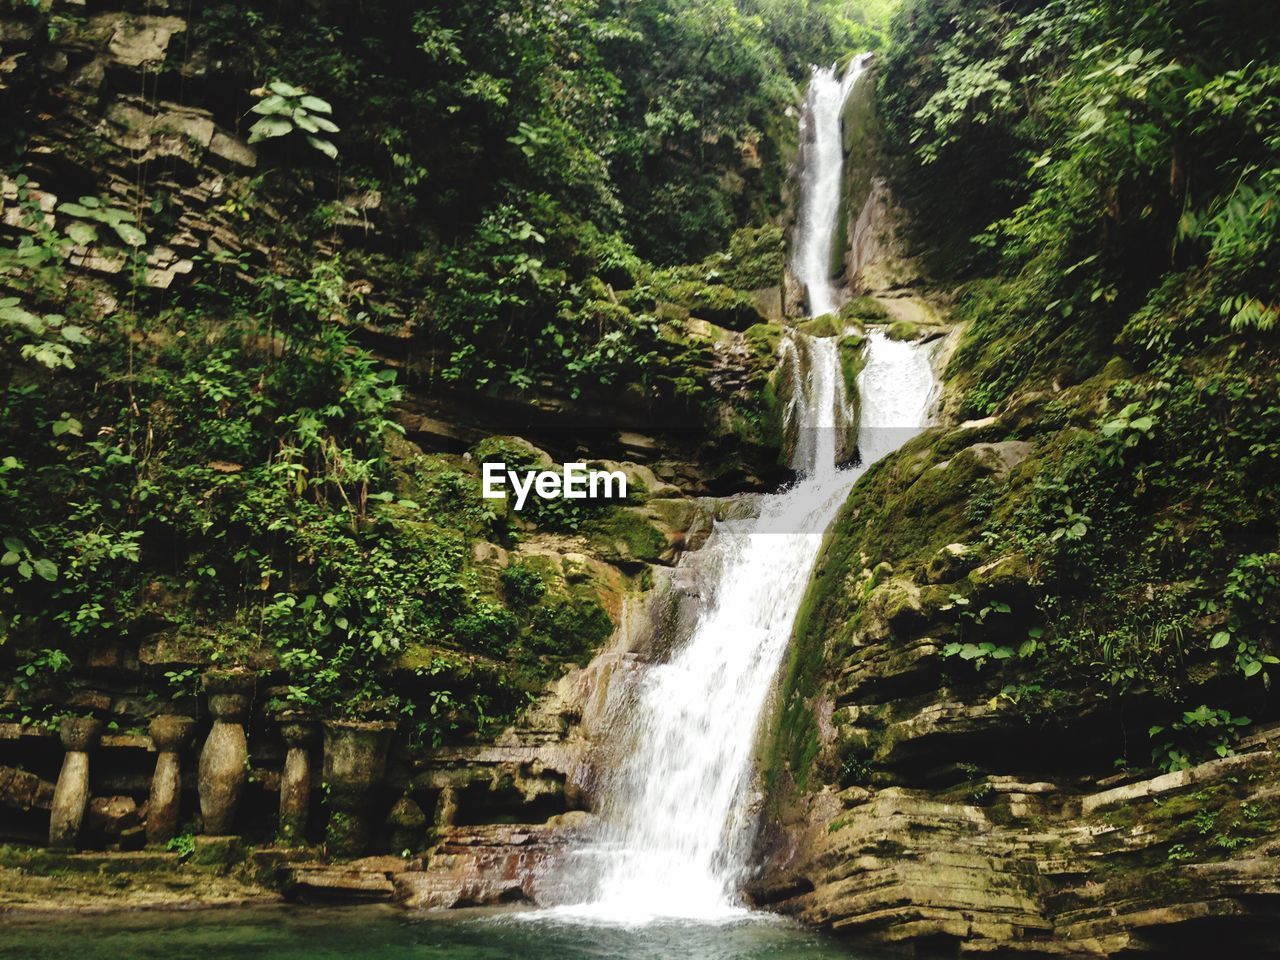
0, 905, 892, 960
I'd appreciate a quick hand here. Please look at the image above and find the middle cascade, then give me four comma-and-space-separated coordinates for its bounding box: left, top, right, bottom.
547, 58, 940, 925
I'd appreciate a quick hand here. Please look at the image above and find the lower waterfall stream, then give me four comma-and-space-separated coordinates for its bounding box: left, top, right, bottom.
547, 58, 942, 924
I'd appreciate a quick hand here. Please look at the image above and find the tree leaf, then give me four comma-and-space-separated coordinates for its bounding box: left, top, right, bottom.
298, 95, 333, 114
1209, 630, 1231, 649
248, 116, 293, 142
65, 222, 98, 245
306, 135, 339, 159
32, 558, 57, 581
292, 111, 320, 133
268, 80, 305, 97
250, 94, 290, 115
113, 222, 147, 247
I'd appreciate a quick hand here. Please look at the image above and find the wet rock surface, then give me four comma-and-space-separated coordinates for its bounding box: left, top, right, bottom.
753, 730, 1280, 955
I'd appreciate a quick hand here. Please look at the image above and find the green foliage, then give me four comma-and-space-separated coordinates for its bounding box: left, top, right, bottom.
500, 562, 548, 610
865, 0, 1280, 781
1149, 706, 1250, 773
248, 81, 340, 159
56, 196, 147, 248
164, 831, 197, 860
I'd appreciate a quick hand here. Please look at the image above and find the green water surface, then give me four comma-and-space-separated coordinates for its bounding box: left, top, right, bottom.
0, 905, 884, 959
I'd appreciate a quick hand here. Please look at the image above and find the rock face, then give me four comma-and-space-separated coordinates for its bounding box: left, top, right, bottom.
322, 720, 394, 857
750, 382, 1280, 953
748, 51, 1280, 953
754, 734, 1280, 954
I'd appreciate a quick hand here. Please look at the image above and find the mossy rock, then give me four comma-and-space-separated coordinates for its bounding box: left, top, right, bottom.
470, 436, 553, 469
583, 507, 668, 565
797, 313, 840, 338
887, 320, 919, 342
840, 295, 888, 323
838, 332, 868, 400
654, 279, 764, 331
743, 322, 785, 360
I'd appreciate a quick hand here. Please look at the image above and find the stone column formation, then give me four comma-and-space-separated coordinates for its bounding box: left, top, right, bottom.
198, 670, 254, 835
323, 720, 394, 857
146, 714, 196, 845
277, 718, 316, 844
48, 716, 102, 849
387, 793, 427, 854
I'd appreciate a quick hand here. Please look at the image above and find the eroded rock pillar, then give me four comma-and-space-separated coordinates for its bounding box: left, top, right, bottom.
146, 714, 195, 845
198, 670, 254, 835
277, 718, 316, 844
48, 716, 102, 848
387, 793, 427, 854
322, 719, 393, 857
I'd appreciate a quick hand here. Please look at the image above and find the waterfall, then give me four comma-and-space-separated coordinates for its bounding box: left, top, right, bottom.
794, 56, 871, 317
547, 56, 939, 925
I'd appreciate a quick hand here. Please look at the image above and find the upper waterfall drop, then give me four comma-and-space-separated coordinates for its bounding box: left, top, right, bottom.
794, 55, 872, 318
545, 52, 939, 927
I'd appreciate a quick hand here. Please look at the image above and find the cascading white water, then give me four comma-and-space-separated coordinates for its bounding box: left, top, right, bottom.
549, 56, 938, 926
794, 55, 872, 317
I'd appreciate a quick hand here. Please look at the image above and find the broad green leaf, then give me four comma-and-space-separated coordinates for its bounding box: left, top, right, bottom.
32, 558, 57, 581
52, 415, 82, 437
248, 116, 293, 142
113, 222, 147, 247
1209, 631, 1231, 649
65, 222, 98, 245
250, 94, 290, 115
268, 80, 304, 97
310, 115, 339, 134
306, 135, 339, 159
58, 202, 94, 218
298, 95, 333, 114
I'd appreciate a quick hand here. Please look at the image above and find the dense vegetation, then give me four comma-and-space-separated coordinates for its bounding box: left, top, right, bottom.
0, 0, 895, 740
766, 0, 1280, 794
873, 0, 1279, 763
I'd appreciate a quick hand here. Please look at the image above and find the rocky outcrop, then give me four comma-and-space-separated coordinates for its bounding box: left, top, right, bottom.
755, 728, 1280, 954
753, 371, 1280, 952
